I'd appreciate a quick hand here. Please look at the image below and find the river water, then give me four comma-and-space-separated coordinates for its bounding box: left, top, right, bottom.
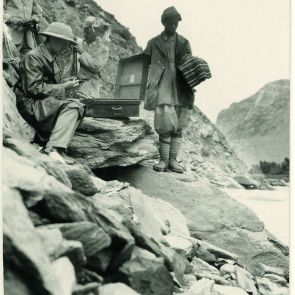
223, 186, 290, 246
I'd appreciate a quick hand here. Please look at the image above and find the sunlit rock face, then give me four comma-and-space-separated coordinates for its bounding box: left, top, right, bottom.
216, 79, 290, 166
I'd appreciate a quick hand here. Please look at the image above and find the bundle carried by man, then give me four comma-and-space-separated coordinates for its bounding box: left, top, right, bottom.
178, 54, 212, 89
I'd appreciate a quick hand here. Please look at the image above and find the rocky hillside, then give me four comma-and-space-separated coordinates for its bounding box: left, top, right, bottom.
216, 80, 290, 166
2, 1, 289, 294
3, 77, 289, 294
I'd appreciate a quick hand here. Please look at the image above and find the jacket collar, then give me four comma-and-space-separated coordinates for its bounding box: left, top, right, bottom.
161, 31, 176, 41
155, 32, 186, 56
39, 43, 55, 63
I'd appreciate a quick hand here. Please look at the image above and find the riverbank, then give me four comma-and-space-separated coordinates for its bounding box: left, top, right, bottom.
223, 187, 290, 246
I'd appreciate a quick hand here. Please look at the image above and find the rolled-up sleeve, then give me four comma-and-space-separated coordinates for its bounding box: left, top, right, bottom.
79, 43, 109, 74
23, 54, 65, 99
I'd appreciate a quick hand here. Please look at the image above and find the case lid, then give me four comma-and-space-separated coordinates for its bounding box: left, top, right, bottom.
113, 53, 149, 100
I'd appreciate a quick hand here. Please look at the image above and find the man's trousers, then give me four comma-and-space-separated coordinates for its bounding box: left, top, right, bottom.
46, 107, 81, 150
154, 104, 190, 136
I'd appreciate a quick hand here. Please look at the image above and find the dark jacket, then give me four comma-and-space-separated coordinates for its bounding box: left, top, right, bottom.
144, 32, 195, 110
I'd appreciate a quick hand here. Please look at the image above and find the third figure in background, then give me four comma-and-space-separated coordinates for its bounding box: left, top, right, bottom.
75, 16, 111, 99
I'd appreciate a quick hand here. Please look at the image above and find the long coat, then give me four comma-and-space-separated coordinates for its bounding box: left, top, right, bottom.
144, 32, 195, 110
4, 0, 41, 50
17, 43, 84, 142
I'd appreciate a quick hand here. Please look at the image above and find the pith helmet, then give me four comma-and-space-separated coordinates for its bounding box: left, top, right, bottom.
161, 6, 182, 24
39, 22, 76, 43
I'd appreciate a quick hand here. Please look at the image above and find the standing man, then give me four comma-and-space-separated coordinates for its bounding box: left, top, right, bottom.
17, 22, 85, 164
144, 6, 195, 173
4, 0, 42, 55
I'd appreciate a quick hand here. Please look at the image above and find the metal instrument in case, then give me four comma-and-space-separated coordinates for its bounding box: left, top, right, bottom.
83, 53, 149, 118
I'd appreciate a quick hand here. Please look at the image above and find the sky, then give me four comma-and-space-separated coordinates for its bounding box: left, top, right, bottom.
95, 0, 290, 122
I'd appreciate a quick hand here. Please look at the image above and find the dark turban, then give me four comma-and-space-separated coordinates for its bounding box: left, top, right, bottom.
161, 6, 182, 25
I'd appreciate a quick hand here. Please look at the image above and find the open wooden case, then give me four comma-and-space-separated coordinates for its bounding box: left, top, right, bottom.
82, 53, 149, 118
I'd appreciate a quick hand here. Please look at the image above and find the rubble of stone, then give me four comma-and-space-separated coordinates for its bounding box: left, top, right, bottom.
3, 67, 289, 295
3, 133, 289, 294
3, 83, 289, 294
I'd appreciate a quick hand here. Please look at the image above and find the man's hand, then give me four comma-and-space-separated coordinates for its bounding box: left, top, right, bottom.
74, 43, 84, 54
63, 78, 79, 90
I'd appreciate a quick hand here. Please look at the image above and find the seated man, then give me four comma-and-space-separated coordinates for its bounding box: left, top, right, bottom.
74, 16, 111, 99
17, 22, 85, 164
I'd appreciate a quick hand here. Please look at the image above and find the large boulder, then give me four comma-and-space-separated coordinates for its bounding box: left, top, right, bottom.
69, 117, 157, 169
110, 165, 288, 275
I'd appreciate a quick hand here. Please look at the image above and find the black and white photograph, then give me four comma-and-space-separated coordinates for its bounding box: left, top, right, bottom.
2, 0, 293, 294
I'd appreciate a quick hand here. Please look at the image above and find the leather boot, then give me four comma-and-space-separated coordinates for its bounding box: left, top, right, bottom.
169, 135, 184, 173
153, 135, 170, 172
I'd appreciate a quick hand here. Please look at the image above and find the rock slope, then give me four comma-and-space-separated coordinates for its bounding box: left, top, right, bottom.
216, 79, 290, 166
3, 128, 289, 295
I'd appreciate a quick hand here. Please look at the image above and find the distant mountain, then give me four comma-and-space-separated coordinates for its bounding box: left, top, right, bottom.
216, 79, 290, 166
